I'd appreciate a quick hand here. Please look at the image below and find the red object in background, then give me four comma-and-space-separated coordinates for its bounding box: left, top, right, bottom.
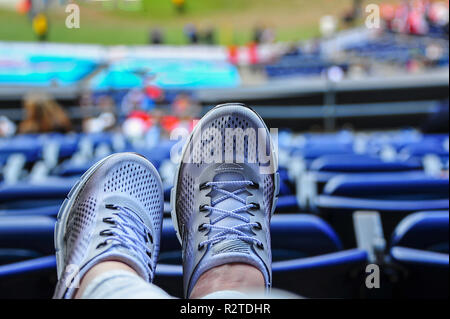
17, 0, 31, 15
381, 4, 395, 21
407, 10, 427, 35
128, 110, 154, 130
248, 42, 259, 65
160, 115, 180, 132
228, 45, 239, 65
145, 85, 163, 100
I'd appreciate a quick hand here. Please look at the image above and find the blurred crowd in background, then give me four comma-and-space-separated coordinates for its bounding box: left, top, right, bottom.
379, 0, 449, 36
0, 87, 201, 149
0, 0, 448, 140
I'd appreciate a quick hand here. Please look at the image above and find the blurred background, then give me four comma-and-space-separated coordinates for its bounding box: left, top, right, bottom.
0, 0, 448, 299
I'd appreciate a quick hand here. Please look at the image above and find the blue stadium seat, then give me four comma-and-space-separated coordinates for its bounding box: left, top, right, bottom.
400, 141, 449, 162
389, 211, 449, 298
0, 178, 76, 209
0, 255, 56, 298
43, 133, 81, 159
316, 194, 448, 249
275, 195, 298, 212
272, 249, 367, 298
57, 141, 175, 177
314, 173, 449, 248
310, 154, 423, 173
316, 196, 449, 213
292, 143, 355, 161
57, 160, 99, 177
0, 216, 55, 256
0, 135, 43, 163
304, 156, 424, 200
391, 211, 449, 252
0, 205, 60, 217
308, 171, 425, 189
323, 173, 448, 199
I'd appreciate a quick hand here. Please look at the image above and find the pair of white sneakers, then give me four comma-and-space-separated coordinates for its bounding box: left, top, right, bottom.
53, 103, 279, 299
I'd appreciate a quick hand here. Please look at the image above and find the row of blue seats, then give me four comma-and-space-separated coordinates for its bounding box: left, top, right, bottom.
1, 131, 448, 223
281, 131, 448, 249
0, 211, 447, 298
344, 33, 449, 65
0, 130, 448, 298
265, 61, 349, 78
1, 130, 447, 177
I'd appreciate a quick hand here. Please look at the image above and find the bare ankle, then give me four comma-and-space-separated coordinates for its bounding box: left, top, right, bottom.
189, 263, 265, 299
74, 261, 138, 299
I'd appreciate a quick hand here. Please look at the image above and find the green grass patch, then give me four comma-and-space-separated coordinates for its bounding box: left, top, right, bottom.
0, 0, 401, 46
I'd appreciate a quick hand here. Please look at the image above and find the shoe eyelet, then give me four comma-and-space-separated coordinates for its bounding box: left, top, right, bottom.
256, 242, 264, 250
96, 241, 108, 249
250, 182, 260, 189
198, 223, 207, 232
250, 203, 260, 210
105, 204, 118, 210
147, 232, 154, 244
102, 217, 115, 225
198, 243, 205, 251
199, 183, 210, 191
253, 222, 262, 231
99, 230, 113, 237
199, 204, 208, 212
147, 251, 152, 258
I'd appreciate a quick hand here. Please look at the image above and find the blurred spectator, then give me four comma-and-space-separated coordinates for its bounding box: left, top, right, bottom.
227, 45, 239, 65
172, 93, 201, 118
83, 95, 117, 134
202, 27, 216, 45
0, 116, 16, 138
184, 24, 199, 44
16, 0, 32, 16
342, 0, 363, 26
149, 28, 164, 45
32, 12, 49, 42
381, 4, 396, 30
172, 0, 186, 14
252, 25, 275, 44
19, 92, 72, 134
425, 42, 446, 67
320, 15, 338, 38
261, 27, 276, 44
121, 88, 155, 117
145, 84, 165, 106
248, 42, 259, 65
253, 25, 264, 44
385, 0, 449, 37
122, 110, 153, 141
